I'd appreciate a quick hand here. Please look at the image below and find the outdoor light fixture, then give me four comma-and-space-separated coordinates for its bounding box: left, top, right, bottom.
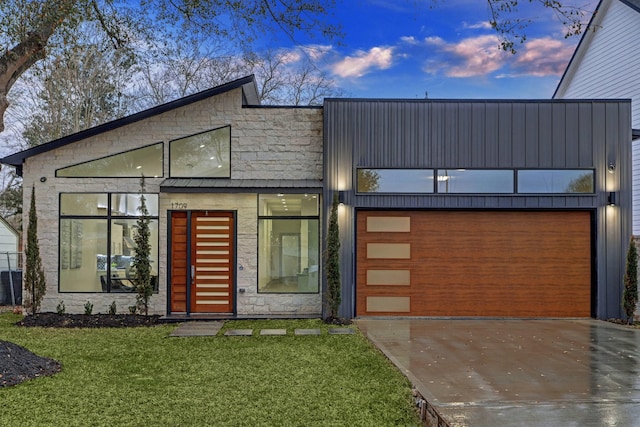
338, 191, 346, 205
607, 162, 616, 174
608, 191, 617, 206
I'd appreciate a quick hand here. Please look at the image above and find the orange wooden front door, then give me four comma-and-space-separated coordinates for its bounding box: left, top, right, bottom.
170, 211, 235, 313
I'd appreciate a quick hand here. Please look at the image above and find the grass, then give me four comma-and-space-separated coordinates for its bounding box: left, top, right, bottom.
0, 314, 420, 426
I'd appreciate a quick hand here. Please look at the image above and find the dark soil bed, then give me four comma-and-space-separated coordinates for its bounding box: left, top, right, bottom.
16, 312, 162, 328
0, 340, 61, 387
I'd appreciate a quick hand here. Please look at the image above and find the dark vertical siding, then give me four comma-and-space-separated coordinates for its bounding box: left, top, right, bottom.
324, 99, 632, 319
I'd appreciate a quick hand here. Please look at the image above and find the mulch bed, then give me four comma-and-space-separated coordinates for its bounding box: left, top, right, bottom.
15, 312, 162, 328
1, 313, 161, 388
0, 340, 61, 388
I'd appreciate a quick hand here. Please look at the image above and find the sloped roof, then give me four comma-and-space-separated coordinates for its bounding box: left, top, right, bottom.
0, 75, 259, 173
554, 0, 640, 98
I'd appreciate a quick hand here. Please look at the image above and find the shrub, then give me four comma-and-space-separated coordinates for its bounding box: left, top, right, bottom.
108, 301, 117, 315
56, 301, 66, 315
623, 237, 638, 324
324, 192, 341, 319
84, 301, 93, 315
24, 186, 46, 315
132, 176, 153, 316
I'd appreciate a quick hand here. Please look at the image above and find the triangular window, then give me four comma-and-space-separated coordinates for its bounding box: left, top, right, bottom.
56, 142, 163, 178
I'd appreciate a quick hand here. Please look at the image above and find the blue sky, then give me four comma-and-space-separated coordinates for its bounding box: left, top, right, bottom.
278, 0, 599, 99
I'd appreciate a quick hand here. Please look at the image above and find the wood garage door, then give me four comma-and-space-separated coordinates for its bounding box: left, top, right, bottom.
356, 211, 592, 317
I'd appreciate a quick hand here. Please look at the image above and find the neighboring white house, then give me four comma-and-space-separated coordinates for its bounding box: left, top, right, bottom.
0, 216, 19, 270
554, 0, 640, 234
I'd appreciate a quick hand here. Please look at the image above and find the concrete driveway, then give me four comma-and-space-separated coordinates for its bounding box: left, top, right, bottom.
357, 319, 640, 427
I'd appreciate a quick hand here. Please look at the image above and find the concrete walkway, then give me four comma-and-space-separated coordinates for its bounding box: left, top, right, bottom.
357, 319, 640, 427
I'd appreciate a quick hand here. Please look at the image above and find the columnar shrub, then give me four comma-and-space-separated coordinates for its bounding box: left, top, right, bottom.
132, 176, 153, 316
24, 186, 46, 315
324, 192, 341, 319
623, 237, 638, 324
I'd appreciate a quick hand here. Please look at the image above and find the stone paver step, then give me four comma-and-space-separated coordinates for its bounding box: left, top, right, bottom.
224, 329, 254, 336
260, 329, 287, 336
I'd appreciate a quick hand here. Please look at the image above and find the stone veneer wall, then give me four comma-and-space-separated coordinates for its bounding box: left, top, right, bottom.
21, 87, 323, 315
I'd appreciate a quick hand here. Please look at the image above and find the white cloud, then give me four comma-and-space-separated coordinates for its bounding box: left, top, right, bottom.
331, 47, 394, 78
419, 34, 572, 78
400, 36, 418, 45
513, 37, 574, 76
423, 35, 507, 77
463, 21, 493, 30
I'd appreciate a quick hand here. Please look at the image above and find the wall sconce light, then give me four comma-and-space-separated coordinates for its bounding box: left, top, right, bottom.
338, 191, 346, 205
607, 162, 616, 174
608, 191, 617, 206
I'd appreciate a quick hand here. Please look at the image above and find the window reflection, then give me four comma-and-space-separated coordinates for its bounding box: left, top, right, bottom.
59, 193, 159, 293
436, 170, 514, 193
56, 143, 162, 178
518, 170, 595, 193
170, 126, 231, 178
357, 169, 434, 193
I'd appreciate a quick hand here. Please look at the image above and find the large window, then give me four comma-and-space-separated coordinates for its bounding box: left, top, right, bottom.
59, 193, 159, 293
56, 143, 163, 178
170, 126, 231, 178
258, 194, 320, 293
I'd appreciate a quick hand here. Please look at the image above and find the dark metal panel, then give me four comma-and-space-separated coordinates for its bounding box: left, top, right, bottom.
578, 103, 594, 167
471, 103, 486, 167
565, 103, 580, 167
552, 103, 567, 167
525, 104, 540, 167
511, 104, 527, 168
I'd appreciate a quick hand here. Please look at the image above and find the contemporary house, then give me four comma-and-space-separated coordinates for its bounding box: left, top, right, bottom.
554, 0, 640, 233
1, 76, 632, 319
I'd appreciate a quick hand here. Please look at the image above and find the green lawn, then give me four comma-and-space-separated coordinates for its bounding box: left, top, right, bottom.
0, 314, 420, 426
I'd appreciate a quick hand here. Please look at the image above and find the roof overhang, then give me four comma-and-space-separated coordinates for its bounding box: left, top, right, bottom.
160, 179, 323, 193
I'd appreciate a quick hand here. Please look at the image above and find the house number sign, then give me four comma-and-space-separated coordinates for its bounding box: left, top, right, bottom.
171, 203, 188, 209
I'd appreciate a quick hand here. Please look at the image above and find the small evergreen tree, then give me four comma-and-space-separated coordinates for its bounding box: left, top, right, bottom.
623, 237, 638, 324
132, 176, 153, 316
24, 185, 46, 315
324, 192, 341, 320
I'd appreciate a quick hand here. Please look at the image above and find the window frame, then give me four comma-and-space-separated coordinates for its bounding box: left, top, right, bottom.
58, 192, 160, 293
355, 167, 597, 195
257, 193, 321, 295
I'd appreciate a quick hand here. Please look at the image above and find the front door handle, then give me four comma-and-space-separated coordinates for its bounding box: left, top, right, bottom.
191, 265, 195, 284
